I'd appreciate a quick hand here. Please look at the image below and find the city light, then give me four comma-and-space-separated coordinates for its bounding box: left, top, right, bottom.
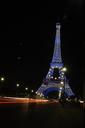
49, 68, 52, 71
61, 81, 64, 84
60, 87, 63, 90
31, 90, 34, 93
35, 92, 37, 94
25, 87, 28, 90
79, 100, 84, 104
61, 72, 64, 75
61, 75, 64, 77
0, 77, 5, 81
62, 67, 67, 72
16, 84, 20, 87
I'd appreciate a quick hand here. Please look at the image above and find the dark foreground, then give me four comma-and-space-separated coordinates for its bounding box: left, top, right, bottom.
0, 98, 84, 128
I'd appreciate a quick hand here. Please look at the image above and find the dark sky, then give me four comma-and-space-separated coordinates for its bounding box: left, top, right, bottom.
0, 1, 84, 96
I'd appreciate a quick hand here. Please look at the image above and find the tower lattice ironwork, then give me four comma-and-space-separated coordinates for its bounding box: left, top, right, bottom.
36, 23, 74, 99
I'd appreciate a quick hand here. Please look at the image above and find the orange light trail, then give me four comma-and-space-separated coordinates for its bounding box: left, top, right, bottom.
0, 97, 49, 104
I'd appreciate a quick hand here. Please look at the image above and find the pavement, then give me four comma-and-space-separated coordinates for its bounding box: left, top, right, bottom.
0, 97, 84, 128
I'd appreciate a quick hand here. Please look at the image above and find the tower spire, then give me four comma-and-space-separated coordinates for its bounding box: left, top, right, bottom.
52, 23, 62, 63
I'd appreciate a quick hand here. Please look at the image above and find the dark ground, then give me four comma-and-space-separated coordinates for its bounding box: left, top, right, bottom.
0, 102, 84, 128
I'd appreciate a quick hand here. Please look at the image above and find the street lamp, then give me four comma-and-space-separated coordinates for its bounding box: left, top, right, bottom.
25, 87, 29, 97
0, 77, 5, 96
16, 84, 20, 87
16, 84, 20, 96
31, 90, 34, 93
0, 77, 5, 82
25, 87, 28, 91
62, 67, 67, 72
61, 81, 64, 84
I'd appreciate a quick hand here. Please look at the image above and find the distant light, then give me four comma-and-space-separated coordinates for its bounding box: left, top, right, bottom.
62, 67, 67, 72
60, 87, 63, 90
1, 77, 5, 81
48, 75, 51, 77
55, 77, 57, 80
35, 92, 37, 94
66, 98, 71, 102
61, 72, 64, 75
66, 98, 68, 101
31, 90, 34, 92
61, 81, 64, 84
79, 100, 84, 104
25, 87, 28, 90
61, 75, 64, 77
49, 68, 52, 71
16, 84, 19, 87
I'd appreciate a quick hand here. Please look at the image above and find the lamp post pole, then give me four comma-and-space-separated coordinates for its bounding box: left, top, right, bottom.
0, 77, 5, 96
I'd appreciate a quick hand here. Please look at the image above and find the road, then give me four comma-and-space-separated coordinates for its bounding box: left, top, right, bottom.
0, 97, 84, 128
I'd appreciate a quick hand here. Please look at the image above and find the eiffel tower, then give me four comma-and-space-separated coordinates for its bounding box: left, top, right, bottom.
36, 23, 74, 99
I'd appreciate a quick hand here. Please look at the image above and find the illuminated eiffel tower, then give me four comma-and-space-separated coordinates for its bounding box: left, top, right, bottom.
36, 23, 74, 99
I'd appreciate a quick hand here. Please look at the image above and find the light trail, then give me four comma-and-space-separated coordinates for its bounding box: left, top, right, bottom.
0, 97, 49, 104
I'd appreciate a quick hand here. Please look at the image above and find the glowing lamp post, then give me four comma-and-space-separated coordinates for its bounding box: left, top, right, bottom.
0, 77, 5, 82
16, 84, 20, 97
0, 77, 5, 96
25, 87, 28, 91
31, 90, 34, 93
60, 81, 64, 84
25, 87, 29, 97
16, 84, 20, 87
62, 67, 67, 72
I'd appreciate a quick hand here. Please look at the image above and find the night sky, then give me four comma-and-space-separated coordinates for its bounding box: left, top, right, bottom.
0, 1, 84, 97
